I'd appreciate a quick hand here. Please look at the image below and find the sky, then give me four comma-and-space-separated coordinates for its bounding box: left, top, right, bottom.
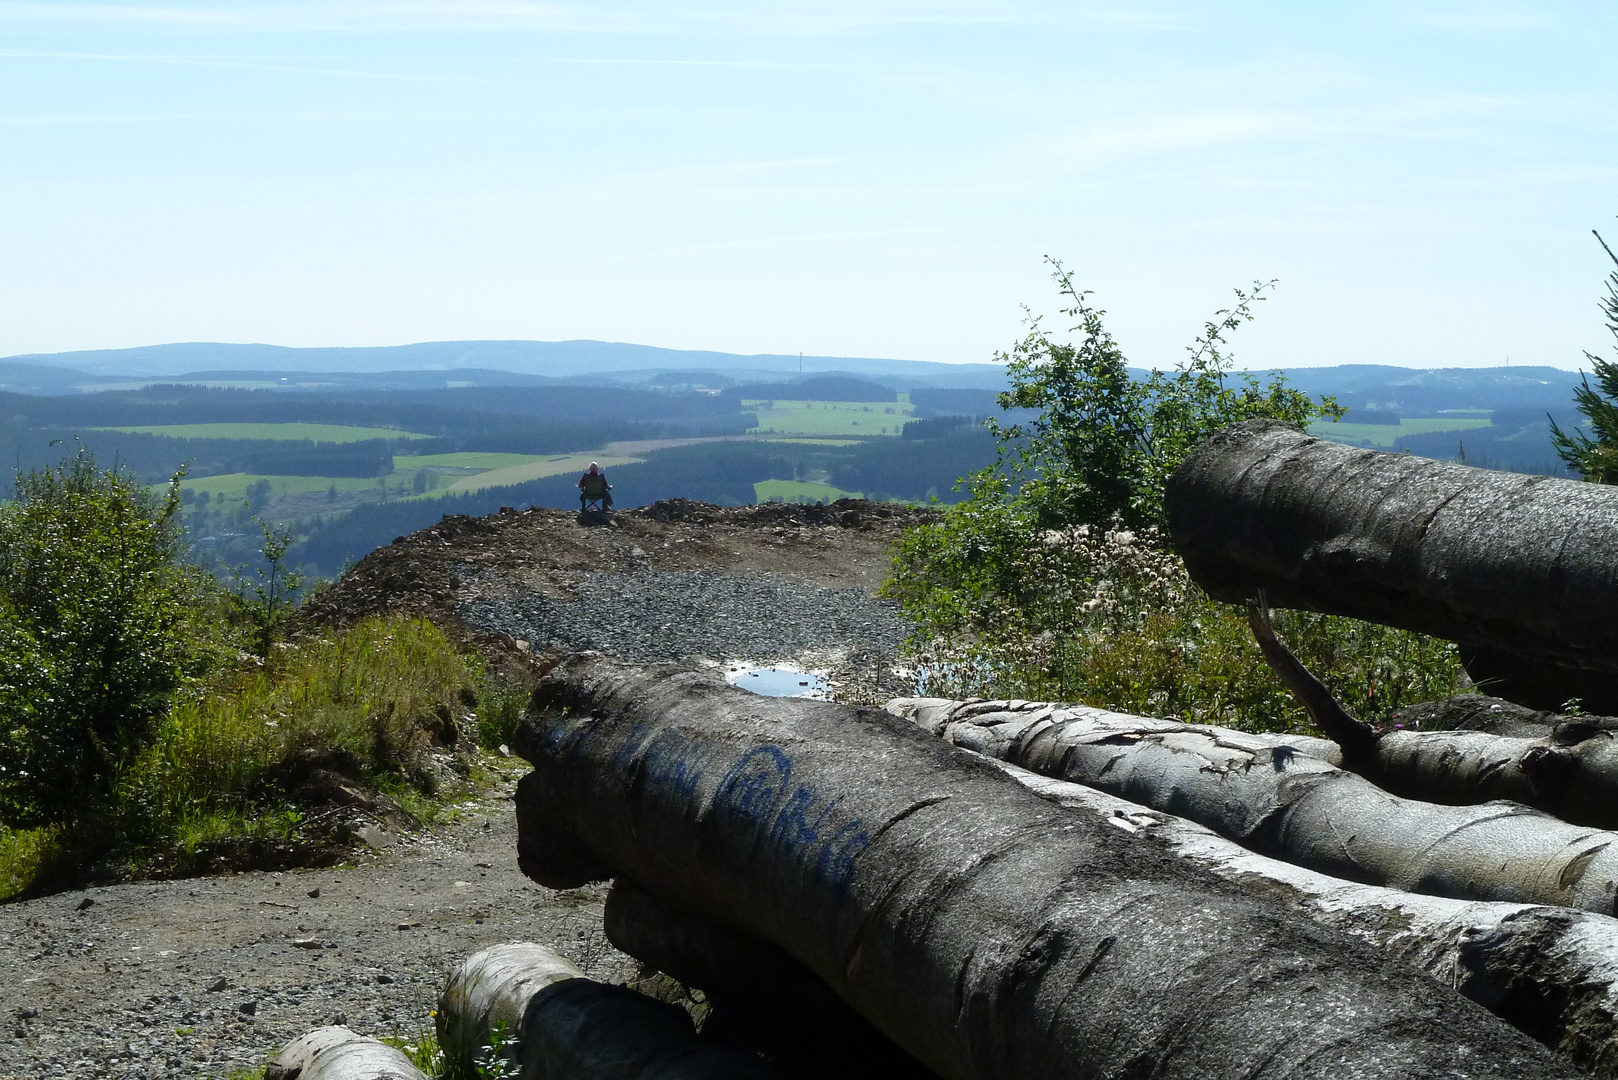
2, 2, 1616, 370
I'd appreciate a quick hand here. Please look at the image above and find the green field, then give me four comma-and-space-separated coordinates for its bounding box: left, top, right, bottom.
174, 473, 388, 501
759, 437, 867, 447
754, 479, 862, 504
1310, 416, 1493, 448
393, 452, 548, 471
746, 399, 913, 437
103, 422, 432, 442
443, 454, 640, 493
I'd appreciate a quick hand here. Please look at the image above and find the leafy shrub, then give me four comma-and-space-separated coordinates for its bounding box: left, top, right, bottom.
898, 521, 1467, 732
0, 450, 228, 827
888, 263, 1461, 731
989, 260, 1340, 530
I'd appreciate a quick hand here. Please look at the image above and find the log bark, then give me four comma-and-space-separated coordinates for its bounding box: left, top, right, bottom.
605, 882, 938, 1080
1164, 418, 1618, 711
994, 759, 1618, 1076
265, 1027, 426, 1080
512, 655, 1583, 1080
438, 942, 780, 1079
1390, 696, 1562, 737
887, 696, 1618, 913
1251, 604, 1618, 828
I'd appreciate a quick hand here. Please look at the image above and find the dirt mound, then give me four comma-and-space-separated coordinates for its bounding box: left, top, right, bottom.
298, 498, 937, 683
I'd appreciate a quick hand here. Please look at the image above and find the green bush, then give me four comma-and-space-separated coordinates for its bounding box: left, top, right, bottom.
887, 264, 1462, 731
897, 521, 1466, 732
0, 450, 228, 827
988, 260, 1340, 530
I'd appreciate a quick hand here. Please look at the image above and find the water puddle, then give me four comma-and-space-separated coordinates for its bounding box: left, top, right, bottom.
725, 663, 830, 699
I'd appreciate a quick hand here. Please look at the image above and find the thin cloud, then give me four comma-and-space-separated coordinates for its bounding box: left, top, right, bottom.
0, 1, 1178, 35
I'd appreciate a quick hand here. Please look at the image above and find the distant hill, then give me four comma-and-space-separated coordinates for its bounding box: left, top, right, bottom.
1273, 364, 1584, 416
0, 340, 1013, 390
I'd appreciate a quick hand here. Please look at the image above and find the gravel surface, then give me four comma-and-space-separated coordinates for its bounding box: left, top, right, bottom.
0, 764, 638, 1080
457, 568, 913, 664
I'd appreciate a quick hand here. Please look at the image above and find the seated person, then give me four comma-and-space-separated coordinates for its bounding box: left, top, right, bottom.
578, 462, 612, 509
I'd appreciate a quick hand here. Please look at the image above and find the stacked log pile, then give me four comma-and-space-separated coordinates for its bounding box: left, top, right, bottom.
507, 657, 1586, 1080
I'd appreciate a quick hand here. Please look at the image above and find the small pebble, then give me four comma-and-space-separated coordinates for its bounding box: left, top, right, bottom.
205, 977, 228, 993
74, 897, 94, 911
307, 888, 320, 899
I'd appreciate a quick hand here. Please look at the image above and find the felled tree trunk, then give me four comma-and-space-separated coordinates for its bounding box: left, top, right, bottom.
997, 760, 1618, 1076
887, 696, 1618, 913
1164, 419, 1618, 712
438, 942, 780, 1080
265, 1027, 426, 1080
1249, 604, 1618, 828
513, 656, 1583, 1080
1390, 696, 1563, 737
606, 883, 938, 1079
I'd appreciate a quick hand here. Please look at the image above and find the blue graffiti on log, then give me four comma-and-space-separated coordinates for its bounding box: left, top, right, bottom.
716, 745, 870, 897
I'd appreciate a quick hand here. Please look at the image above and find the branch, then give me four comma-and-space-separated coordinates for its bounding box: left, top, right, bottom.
1246, 597, 1379, 763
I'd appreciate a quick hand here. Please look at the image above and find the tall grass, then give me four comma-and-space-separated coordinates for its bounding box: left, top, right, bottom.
1, 616, 518, 900
116, 617, 480, 845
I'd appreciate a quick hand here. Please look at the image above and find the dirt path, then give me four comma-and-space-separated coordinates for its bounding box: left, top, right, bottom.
0, 762, 637, 1080
3, 499, 934, 1079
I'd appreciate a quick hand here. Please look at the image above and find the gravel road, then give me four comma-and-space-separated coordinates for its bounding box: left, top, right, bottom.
458, 567, 912, 664
0, 764, 636, 1080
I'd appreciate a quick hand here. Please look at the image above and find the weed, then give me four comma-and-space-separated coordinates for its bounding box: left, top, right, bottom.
471, 674, 532, 751
384, 1018, 446, 1076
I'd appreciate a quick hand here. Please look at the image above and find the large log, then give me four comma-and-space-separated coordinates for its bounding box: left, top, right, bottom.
265, 1027, 427, 1080
1164, 418, 1618, 711
887, 696, 1618, 913
1248, 602, 1618, 828
512, 656, 1583, 1080
605, 882, 938, 1079
995, 759, 1618, 1076
438, 942, 780, 1079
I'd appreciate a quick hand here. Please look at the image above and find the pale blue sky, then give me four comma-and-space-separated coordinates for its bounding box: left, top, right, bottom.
2, 1, 1615, 369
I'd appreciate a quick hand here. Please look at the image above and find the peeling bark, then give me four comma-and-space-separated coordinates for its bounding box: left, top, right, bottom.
1252, 605, 1618, 829
994, 760, 1618, 1076
437, 942, 780, 1079
888, 696, 1618, 913
265, 1027, 426, 1080
512, 656, 1583, 1080
1164, 419, 1618, 711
